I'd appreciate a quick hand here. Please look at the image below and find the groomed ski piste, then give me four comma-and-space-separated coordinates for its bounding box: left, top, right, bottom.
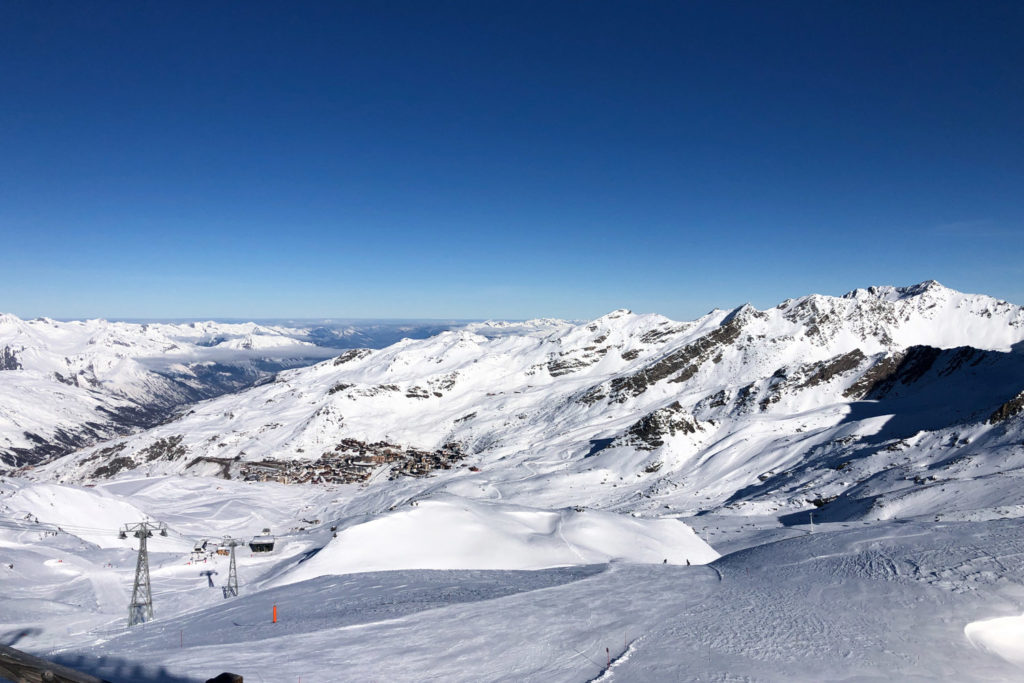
4, 473, 1024, 682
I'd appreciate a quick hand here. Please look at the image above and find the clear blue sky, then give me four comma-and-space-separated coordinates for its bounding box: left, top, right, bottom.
1, 2, 1021, 320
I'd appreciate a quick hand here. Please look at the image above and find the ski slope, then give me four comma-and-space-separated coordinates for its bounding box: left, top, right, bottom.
3, 475, 1024, 681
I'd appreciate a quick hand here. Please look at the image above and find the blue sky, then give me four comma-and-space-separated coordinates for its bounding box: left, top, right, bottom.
1, 2, 1021, 320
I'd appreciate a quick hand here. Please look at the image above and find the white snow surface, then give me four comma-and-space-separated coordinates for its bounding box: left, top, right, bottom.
4, 282, 1024, 680
3, 475, 1024, 681
35, 280, 1024, 527
274, 495, 717, 585
3, 483, 159, 549
0, 315, 340, 462
966, 613, 1024, 667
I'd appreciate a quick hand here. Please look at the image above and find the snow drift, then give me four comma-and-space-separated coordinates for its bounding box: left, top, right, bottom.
274, 496, 717, 585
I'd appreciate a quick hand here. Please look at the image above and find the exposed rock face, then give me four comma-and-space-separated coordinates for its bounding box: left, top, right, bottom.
863, 346, 946, 399
615, 402, 704, 451
605, 318, 743, 403
0, 346, 21, 370
757, 350, 870, 411
989, 391, 1024, 424
547, 344, 611, 377
334, 349, 373, 365
548, 357, 595, 377
798, 350, 869, 390
139, 435, 187, 462
843, 351, 907, 399
91, 456, 136, 479
639, 324, 689, 345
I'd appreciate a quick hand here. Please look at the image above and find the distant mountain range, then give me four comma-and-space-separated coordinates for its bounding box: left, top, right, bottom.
0, 316, 459, 466
15, 281, 1024, 523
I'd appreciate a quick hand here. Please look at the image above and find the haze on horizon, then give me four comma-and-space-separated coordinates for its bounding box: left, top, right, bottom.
1, 2, 1021, 321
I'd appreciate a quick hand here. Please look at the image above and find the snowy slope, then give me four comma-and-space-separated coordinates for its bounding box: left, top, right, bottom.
0, 315, 348, 467
4, 474, 1024, 681
35, 281, 1024, 525
272, 495, 717, 585
5, 281, 1024, 680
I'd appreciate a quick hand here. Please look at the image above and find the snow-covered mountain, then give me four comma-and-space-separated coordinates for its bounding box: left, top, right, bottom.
8, 281, 1024, 681
0, 315, 348, 467
35, 281, 1024, 523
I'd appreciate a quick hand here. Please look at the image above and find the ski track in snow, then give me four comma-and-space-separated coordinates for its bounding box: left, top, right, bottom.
4, 478, 1024, 681
0, 475, 1019, 683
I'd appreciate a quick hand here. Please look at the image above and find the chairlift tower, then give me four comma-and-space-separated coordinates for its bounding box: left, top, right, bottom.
222, 537, 242, 598
120, 521, 168, 627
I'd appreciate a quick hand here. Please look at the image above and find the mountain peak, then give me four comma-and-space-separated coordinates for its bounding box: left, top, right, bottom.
721, 303, 757, 324
842, 280, 951, 302
601, 308, 633, 319
894, 279, 947, 298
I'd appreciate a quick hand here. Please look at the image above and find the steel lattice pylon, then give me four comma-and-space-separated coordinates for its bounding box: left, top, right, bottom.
222, 537, 241, 598
121, 521, 168, 627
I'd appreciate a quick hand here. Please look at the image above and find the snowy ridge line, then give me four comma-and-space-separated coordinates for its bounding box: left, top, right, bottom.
17, 280, 1024, 545
0, 314, 467, 467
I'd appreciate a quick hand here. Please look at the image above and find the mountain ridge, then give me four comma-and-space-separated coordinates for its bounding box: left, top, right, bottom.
25, 281, 1024, 525
0, 315, 476, 467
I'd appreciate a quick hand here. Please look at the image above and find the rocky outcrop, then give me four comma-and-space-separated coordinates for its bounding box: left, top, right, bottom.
0, 346, 21, 370
605, 318, 743, 403
138, 435, 187, 462
989, 391, 1024, 424
615, 402, 704, 451
334, 348, 373, 365
843, 351, 907, 399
